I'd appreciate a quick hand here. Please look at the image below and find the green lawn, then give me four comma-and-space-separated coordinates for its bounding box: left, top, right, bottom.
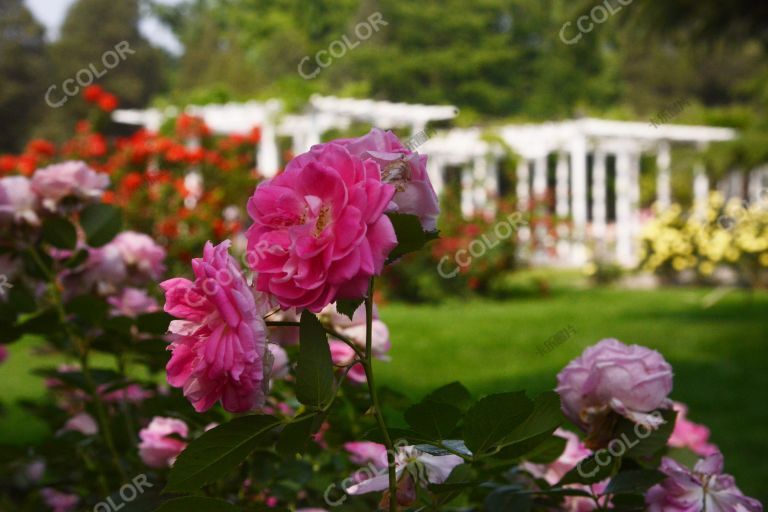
376, 288, 768, 502
1, 287, 766, 501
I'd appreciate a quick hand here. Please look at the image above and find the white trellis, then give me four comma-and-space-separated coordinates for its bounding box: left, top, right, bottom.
114, 99, 755, 268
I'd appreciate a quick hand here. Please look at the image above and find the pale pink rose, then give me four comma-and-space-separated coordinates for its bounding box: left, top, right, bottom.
20, 459, 46, 484
322, 302, 391, 360
329, 340, 366, 383
267, 343, 290, 379
31, 161, 109, 210
162, 241, 272, 413
523, 428, 591, 485
109, 231, 166, 280
138, 416, 189, 468
645, 454, 762, 512
246, 142, 398, 312
0, 176, 39, 225
556, 339, 673, 438
344, 441, 388, 469
40, 487, 79, 512
337, 128, 440, 231
108, 287, 160, 318
346, 445, 462, 500
668, 402, 719, 457
99, 383, 153, 404
60, 412, 98, 435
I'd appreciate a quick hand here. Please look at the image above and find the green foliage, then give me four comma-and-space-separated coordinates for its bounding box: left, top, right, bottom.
296, 311, 335, 409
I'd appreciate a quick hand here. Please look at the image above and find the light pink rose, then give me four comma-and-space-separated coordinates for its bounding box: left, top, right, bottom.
322, 302, 391, 360
329, 340, 366, 383
109, 231, 166, 280
60, 412, 98, 435
99, 383, 153, 404
40, 488, 79, 512
267, 343, 290, 379
162, 241, 272, 413
645, 454, 762, 512
0, 176, 39, 225
337, 128, 440, 231
31, 160, 109, 210
107, 287, 160, 318
138, 416, 189, 468
556, 339, 673, 438
668, 402, 719, 457
246, 142, 398, 312
344, 441, 388, 469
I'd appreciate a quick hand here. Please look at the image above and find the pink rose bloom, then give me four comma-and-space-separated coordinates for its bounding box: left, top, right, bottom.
337, 128, 440, 231
110, 231, 166, 280
31, 161, 109, 210
329, 340, 366, 383
21, 458, 46, 484
162, 241, 272, 413
0, 176, 39, 225
40, 488, 79, 512
645, 453, 762, 512
246, 142, 398, 312
556, 339, 673, 438
267, 343, 290, 379
138, 416, 189, 468
344, 441, 389, 469
60, 412, 98, 435
100, 383, 153, 404
322, 302, 391, 360
668, 402, 719, 457
108, 287, 160, 318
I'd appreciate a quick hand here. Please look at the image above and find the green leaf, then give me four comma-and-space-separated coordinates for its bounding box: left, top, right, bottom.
463, 392, 533, 456
484, 487, 532, 512
295, 311, 335, 409
65, 295, 108, 325
276, 413, 319, 457
136, 311, 173, 335
335, 298, 364, 321
605, 469, 666, 494
386, 213, 439, 262
614, 409, 677, 459
64, 248, 89, 268
559, 452, 621, 485
165, 415, 281, 493
154, 497, 240, 512
501, 391, 563, 445
500, 432, 567, 463
423, 382, 473, 412
405, 401, 462, 440
41, 217, 77, 250
80, 203, 123, 247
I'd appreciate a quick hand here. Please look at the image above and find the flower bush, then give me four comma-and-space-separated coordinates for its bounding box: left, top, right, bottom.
639, 192, 768, 286
0, 114, 762, 512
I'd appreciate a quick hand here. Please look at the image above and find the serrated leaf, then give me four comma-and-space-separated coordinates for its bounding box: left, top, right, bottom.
423, 382, 473, 412
405, 401, 462, 440
386, 213, 439, 262
296, 311, 334, 408
463, 392, 534, 456
154, 497, 239, 512
165, 415, 281, 492
335, 298, 363, 321
501, 391, 563, 445
276, 413, 318, 457
41, 217, 77, 250
80, 203, 123, 247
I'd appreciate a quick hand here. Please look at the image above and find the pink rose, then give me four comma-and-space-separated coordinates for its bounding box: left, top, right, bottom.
31, 160, 109, 210
267, 343, 290, 379
108, 287, 160, 318
321, 302, 391, 360
668, 402, 719, 457
556, 339, 673, 440
109, 231, 166, 280
0, 176, 39, 225
329, 340, 366, 383
344, 441, 388, 469
99, 383, 153, 404
60, 412, 98, 436
138, 416, 188, 468
40, 488, 79, 512
337, 128, 440, 231
161, 241, 271, 413
645, 453, 762, 512
246, 142, 398, 312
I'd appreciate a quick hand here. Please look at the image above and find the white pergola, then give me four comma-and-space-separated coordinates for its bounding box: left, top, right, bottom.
114, 99, 763, 267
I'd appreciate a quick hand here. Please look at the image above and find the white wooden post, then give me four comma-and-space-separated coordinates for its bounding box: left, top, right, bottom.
461, 166, 474, 218
656, 141, 672, 210
570, 138, 588, 265
533, 154, 548, 201
615, 151, 632, 266
591, 149, 607, 239
472, 155, 489, 217
555, 151, 570, 218
516, 159, 530, 211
